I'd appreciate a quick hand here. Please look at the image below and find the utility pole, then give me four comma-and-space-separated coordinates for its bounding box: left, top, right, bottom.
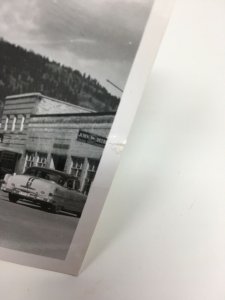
106, 79, 123, 93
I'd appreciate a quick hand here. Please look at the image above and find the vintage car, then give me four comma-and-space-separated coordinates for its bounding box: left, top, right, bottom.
1, 167, 87, 216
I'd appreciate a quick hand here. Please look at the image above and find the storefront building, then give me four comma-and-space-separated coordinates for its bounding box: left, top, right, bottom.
0, 93, 114, 193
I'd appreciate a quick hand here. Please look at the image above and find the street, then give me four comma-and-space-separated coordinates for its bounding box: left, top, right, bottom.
0, 190, 80, 260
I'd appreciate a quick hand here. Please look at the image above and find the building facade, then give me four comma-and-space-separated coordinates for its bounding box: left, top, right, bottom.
0, 93, 114, 194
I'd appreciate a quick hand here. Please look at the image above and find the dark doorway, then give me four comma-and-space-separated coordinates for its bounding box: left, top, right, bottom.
51, 154, 67, 171
0, 151, 19, 178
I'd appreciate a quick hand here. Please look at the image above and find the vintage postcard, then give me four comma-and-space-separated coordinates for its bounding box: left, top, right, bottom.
0, 0, 174, 274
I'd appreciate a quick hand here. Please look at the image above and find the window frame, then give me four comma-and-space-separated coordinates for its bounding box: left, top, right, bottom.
20, 115, 25, 132
36, 152, 47, 168
4, 116, 9, 131
11, 115, 17, 132
24, 151, 36, 171
70, 156, 84, 179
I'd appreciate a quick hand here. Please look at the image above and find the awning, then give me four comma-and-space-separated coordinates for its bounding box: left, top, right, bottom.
0, 145, 24, 155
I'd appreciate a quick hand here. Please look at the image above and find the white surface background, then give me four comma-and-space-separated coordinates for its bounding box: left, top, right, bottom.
0, 0, 225, 298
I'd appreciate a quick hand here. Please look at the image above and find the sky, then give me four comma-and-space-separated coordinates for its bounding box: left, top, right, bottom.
0, 0, 153, 97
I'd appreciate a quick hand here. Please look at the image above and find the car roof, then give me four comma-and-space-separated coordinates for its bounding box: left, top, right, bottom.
25, 167, 75, 179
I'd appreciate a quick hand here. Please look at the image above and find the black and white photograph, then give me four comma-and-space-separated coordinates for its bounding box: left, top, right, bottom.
0, 0, 172, 274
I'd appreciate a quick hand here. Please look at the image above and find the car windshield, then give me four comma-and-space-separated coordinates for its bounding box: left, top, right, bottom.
24, 168, 67, 186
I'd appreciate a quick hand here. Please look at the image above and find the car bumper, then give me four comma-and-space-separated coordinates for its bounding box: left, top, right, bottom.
1, 187, 52, 203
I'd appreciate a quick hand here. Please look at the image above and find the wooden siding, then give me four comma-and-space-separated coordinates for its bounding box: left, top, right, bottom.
26, 114, 113, 160
0, 94, 39, 151
3, 98, 36, 105
36, 98, 93, 115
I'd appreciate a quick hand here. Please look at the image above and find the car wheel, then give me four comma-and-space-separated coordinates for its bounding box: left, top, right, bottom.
40, 203, 48, 211
49, 204, 61, 214
8, 193, 18, 203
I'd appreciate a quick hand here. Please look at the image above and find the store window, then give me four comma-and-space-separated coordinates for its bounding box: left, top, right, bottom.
37, 153, 47, 168
70, 157, 84, 180
24, 151, 36, 170
20, 115, 25, 131
83, 159, 99, 195
11, 115, 17, 131
4, 116, 9, 131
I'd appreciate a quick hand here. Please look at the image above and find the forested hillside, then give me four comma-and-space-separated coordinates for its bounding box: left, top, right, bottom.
0, 38, 120, 113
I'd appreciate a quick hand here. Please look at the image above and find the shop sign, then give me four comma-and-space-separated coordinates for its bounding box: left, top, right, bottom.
77, 130, 106, 148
